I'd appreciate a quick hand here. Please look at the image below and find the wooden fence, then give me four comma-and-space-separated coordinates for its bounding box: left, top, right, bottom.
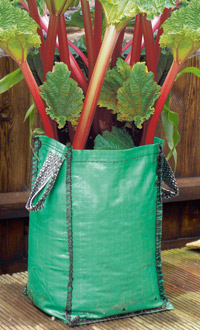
0, 53, 200, 274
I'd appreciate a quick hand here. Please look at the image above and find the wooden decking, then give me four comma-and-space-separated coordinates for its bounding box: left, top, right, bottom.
0, 248, 200, 330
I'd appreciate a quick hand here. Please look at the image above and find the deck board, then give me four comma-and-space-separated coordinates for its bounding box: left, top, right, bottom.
0, 248, 200, 329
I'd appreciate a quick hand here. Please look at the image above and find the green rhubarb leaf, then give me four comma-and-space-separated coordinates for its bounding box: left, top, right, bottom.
98, 58, 132, 112
0, 0, 41, 64
0, 68, 24, 94
135, 0, 176, 20
40, 62, 84, 128
117, 63, 161, 128
98, 0, 176, 28
160, 0, 200, 63
161, 95, 180, 171
98, 0, 138, 30
45, 0, 78, 15
94, 126, 134, 150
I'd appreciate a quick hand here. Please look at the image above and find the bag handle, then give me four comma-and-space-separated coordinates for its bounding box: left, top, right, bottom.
161, 152, 179, 200
26, 152, 65, 211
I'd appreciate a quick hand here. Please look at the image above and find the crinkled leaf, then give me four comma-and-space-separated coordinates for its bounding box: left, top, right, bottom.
45, 0, 78, 15
0, 0, 41, 63
161, 95, 180, 171
0, 68, 23, 94
98, 0, 138, 30
117, 63, 161, 128
40, 62, 84, 128
135, 0, 176, 20
99, 0, 175, 28
98, 58, 131, 112
176, 66, 200, 81
160, 0, 200, 62
94, 126, 134, 150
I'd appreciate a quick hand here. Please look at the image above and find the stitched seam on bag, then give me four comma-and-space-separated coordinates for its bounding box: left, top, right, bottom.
65, 146, 75, 324
31, 137, 41, 188
155, 145, 168, 304
66, 304, 170, 326
73, 152, 159, 164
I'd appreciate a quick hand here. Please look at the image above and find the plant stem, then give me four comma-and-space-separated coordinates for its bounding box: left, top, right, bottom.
58, 15, 71, 71
20, 60, 56, 139
94, 0, 102, 60
144, 60, 180, 144
130, 15, 142, 66
81, 0, 95, 79
26, 0, 46, 66
141, 14, 157, 80
43, 14, 60, 80
73, 25, 119, 149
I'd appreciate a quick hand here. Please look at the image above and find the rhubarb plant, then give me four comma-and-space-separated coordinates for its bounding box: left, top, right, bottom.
145, 0, 200, 144
0, 0, 200, 161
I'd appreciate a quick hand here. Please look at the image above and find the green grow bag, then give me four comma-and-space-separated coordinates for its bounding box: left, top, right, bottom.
26, 135, 178, 327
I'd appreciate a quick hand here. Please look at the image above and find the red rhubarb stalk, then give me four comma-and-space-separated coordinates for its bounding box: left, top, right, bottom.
20, 61, 56, 139
141, 14, 157, 80
94, 0, 102, 60
58, 15, 71, 71
130, 15, 142, 66
73, 25, 119, 149
43, 14, 60, 79
81, 0, 95, 79
145, 60, 180, 144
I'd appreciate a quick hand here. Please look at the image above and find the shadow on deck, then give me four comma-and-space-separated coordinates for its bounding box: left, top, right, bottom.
0, 248, 200, 330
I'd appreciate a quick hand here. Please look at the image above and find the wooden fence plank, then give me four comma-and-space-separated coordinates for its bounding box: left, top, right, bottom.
0, 51, 32, 193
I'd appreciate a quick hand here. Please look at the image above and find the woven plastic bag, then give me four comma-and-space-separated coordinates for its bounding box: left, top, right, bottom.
26, 135, 178, 327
